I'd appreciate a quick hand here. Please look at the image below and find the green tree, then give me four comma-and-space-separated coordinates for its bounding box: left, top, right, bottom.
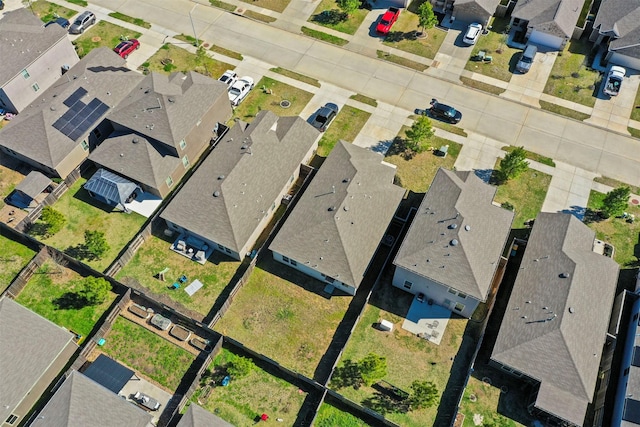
417, 2, 438, 35
497, 146, 529, 183
404, 116, 434, 155
408, 380, 438, 410
77, 276, 111, 305
359, 353, 387, 386
601, 186, 631, 218
40, 206, 66, 236
337, 0, 360, 16
227, 355, 255, 379
84, 230, 110, 260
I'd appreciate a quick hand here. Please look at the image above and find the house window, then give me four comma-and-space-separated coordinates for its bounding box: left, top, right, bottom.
32, 82, 40, 92
448, 288, 457, 295
218, 244, 224, 250
325, 276, 335, 284
458, 292, 467, 299
271, 202, 276, 211
180, 139, 187, 150
81, 140, 89, 151
93, 127, 102, 139
182, 155, 189, 168
282, 256, 290, 263
403, 280, 412, 290
166, 176, 174, 188
634, 313, 638, 322
290, 259, 297, 266
5, 415, 18, 425
224, 248, 231, 254
21, 69, 30, 79
454, 302, 465, 312
289, 174, 294, 183
196, 119, 202, 127
625, 367, 630, 376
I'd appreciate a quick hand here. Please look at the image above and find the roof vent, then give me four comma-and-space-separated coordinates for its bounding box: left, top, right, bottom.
50, 106, 56, 111
218, 175, 225, 180
343, 206, 349, 211
132, 137, 140, 144
450, 239, 459, 246
559, 272, 570, 278
328, 206, 336, 212
241, 145, 247, 150
213, 191, 220, 197
569, 307, 575, 314
120, 153, 124, 157
144, 88, 150, 94
168, 97, 175, 103
343, 178, 350, 183
448, 224, 458, 230
465, 225, 471, 231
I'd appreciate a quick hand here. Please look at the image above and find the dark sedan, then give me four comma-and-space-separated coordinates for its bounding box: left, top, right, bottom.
429, 99, 462, 124
311, 103, 339, 132
45, 17, 70, 29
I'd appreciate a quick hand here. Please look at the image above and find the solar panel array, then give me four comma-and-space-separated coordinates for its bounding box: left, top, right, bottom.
53, 88, 109, 141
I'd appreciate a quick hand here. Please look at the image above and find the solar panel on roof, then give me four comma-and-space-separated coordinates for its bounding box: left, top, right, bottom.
68, 128, 84, 141
63, 87, 88, 107
52, 96, 109, 140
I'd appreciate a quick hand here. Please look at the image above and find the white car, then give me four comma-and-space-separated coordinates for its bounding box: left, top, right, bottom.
218, 70, 237, 88
228, 76, 254, 106
463, 23, 482, 45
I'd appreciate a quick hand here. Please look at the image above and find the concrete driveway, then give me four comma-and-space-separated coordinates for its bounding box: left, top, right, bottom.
586, 69, 640, 134
502, 49, 557, 106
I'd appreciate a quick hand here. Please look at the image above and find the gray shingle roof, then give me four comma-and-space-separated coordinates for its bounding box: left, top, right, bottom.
0, 297, 76, 424
0, 48, 143, 171
593, 0, 640, 54
393, 168, 514, 300
269, 140, 404, 289
84, 168, 139, 206
31, 371, 153, 427
89, 132, 180, 190
177, 404, 233, 427
0, 8, 68, 86
512, 0, 583, 38
161, 111, 318, 253
108, 72, 228, 150
14, 171, 51, 199
491, 213, 619, 426
454, 0, 501, 15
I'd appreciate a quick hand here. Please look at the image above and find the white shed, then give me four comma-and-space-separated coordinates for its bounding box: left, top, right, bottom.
379, 320, 394, 332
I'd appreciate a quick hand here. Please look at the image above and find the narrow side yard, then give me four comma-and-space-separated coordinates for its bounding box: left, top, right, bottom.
15, 259, 117, 343
73, 21, 142, 58
0, 235, 35, 286
214, 257, 350, 380
493, 168, 552, 228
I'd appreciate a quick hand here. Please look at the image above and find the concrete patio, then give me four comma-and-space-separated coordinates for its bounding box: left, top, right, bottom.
402, 298, 451, 345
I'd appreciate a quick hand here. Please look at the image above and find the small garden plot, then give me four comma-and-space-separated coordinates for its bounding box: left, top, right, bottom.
0, 235, 35, 285
15, 259, 117, 343
31, 178, 146, 272
544, 38, 600, 108
317, 106, 371, 157
463, 17, 519, 82
101, 316, 195, 391
193, 348, 306, 426
116, 232, 241, 318
231, 77, 314, 124
215, 257, 350, 380
493, 167, 551, 228
30, 0, 76, 23
332, 283, 468, 427
309, 0, 370, 35
73, 21, 142, 59
142, 44, 233, 78
315, 403, 370, 426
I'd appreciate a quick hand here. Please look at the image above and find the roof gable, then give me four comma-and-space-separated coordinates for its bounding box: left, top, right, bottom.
513, 0, 582, 37
177, 404, 233, 427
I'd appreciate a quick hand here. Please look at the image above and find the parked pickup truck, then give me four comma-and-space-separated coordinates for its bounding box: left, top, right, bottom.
376, 7, 400, 35
603, 66, 626, 96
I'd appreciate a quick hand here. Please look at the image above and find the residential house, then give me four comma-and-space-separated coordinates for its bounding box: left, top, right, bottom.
430, 0, 500, 27
490, 213, 619, 426
589, 0, 640, 70
0, 8, 79, 114
30, 371, 153, 427
510, 0, 583, 49
392, 168, 514, 318
6, 171, 52, 210
0, 48, 143, 179
89, 71, 232, 198
161, 111, 319, 261
269, 140, 404, 296
0, 297, 78, 427
177, 403, 233, 427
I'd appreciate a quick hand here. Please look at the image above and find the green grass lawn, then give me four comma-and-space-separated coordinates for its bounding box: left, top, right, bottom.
458, 377, 526, 427
73, 21, 142, 59
301, 26, 349, 46
270, 67, 321, 88
0, 235, 35, 286
315, 403, 370, 427
101, 316, 195, 391
493, 167, 552, 228
502, 145, 555, 167
460, 76, 506, 95
350, 94, 377, 107
15, 259, 116, 343
333, 284, 468, 427
309, 0, 369, 35
29, 0, 76, 22
377, 50, 429, 72
32, 178, 146, 272
464, 17, 519, 82
143, 44, 233, 78
243, 10, 277, 23
544, 38, 600, 107
108, 12, 151, 29
116, 233, 241, 318
381, 3, 445, 60
193, 348, 306, 426
539, 100, 590, 121
231, 77, 314, 124
384, 126, 461, 193
209, 0, 237, 11
215, 257, 350, 379
0, 156, 28, 209
593, 176, 640, 196
239, 0, 290, 13
317, 106, 371, 156
631, 87, 640, 122
210, 45, 243, 61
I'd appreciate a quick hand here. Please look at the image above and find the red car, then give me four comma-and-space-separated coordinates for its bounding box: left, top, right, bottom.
113, 39, 140, 59
376, 7, 400, 35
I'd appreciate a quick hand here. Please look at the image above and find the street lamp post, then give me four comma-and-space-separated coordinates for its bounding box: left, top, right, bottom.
188, 5, 199, 47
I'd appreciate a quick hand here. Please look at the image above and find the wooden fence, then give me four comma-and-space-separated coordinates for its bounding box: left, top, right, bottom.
2, 246, 48, 298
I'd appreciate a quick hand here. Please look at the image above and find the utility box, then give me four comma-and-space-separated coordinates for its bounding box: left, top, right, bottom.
379, 319, 394, 332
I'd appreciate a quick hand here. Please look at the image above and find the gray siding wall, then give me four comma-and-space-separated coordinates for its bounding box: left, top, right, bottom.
391, 267, 480, 318
272, 251, 356, 295
1, 38, 79, 113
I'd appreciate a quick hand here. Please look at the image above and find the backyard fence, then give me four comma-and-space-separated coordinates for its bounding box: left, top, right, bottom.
2, 246, 48, 298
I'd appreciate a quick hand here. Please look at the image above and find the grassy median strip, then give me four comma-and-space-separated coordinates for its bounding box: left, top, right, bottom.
107, 12, 151, 29
377, 50, 428, 72
593, 176, 640, 195
349, 93, 377, 107
301, 26, 348, 46
502, 145, 555, 167
270, 67, 321, 87
209, 0, 237, 11
628, 127, 640, 140
243, 10, 277, 23
539, 100, 590, 121
460, 76, 506, 96
65, 0, 87, 6
210, 45, 243, 61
